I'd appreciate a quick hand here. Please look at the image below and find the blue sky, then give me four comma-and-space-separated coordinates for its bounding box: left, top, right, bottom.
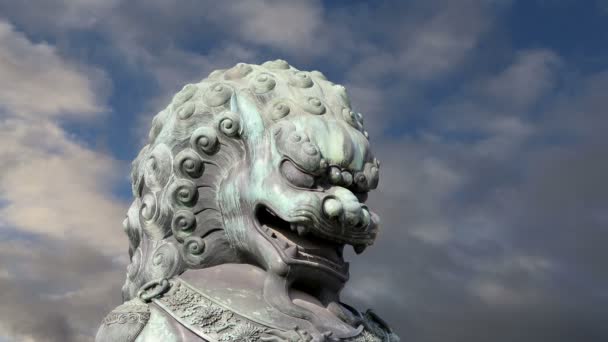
0, 1, 607, 341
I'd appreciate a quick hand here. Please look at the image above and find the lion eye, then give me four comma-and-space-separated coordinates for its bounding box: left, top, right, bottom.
280, 159, 315, 188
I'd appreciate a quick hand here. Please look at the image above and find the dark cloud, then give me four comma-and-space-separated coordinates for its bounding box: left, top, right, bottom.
343, 66, 608, 340
0, 236, 124, 342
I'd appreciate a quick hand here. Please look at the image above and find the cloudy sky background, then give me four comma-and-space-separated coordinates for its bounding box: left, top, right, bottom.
0, 0, 606, 341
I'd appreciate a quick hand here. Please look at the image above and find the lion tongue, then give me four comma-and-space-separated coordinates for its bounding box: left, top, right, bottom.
268, 224, 343, 264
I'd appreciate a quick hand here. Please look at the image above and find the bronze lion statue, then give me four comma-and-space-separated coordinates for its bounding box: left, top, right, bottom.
96, 60, 399, 342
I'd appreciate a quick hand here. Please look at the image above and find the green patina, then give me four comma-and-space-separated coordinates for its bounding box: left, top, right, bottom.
98, 61, 396, 342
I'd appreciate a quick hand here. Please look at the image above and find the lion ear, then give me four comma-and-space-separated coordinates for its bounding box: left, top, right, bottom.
230, 90, 267, 139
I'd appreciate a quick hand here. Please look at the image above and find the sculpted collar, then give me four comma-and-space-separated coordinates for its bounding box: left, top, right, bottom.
140, 264, 396, 342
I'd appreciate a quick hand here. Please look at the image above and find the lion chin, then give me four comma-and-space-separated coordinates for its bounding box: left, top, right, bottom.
96, 60, 398, 342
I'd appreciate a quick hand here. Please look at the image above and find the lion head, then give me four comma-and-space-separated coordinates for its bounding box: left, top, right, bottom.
121, 60, 381, 334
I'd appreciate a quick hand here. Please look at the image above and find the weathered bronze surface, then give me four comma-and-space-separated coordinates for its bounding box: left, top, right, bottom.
96, 61, 399, 342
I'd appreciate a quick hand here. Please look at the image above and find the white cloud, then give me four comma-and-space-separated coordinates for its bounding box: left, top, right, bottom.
377, 139, 465, 200
424, 49, 561, 160
348, 0, 496, 84
399, 5, 488, 81
472, 116, 535, 159
0, 119, 128, 254
0, 19, 107, 118
0, 18, 126, 254
221, 0, 325, 54
0, 269, 10, 280
345, 268, 406, 307
408, 221, 453, 244
481, 49, 562, 109
468, 254, 553, 308
469, 279, 525, 306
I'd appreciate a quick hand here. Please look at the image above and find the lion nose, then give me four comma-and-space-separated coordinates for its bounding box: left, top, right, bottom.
322, 188, 365, 229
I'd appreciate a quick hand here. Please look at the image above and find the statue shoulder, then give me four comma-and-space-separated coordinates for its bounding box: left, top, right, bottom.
337, 302, 400, 342
359, 309, 400, 342
95, 298, 151, 342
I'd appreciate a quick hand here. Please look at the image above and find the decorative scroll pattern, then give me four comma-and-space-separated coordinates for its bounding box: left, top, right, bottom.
102, 299, 151, 326
154, 280, 269, 341
98, 299, 151, 342
103, 311, 150, 325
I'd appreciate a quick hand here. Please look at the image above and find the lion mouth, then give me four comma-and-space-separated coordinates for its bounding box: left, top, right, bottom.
256, 205, 348, 276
